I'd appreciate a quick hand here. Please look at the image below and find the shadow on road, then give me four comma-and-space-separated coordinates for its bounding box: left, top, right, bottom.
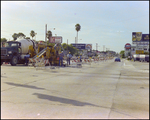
33, 93, 105, 108
4, 82, 46, 90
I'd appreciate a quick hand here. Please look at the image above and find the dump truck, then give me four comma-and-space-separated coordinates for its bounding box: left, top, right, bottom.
1, 39, 37, 66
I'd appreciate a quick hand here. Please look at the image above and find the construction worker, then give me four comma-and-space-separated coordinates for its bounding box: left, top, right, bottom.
59, 51, 64, 66
24, 53, 31, 66
67, 52, 72, 65
49, 56, 53, 66
80, 54, 82, 62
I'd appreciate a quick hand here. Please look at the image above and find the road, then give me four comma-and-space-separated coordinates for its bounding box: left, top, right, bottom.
1, 59, 149, 119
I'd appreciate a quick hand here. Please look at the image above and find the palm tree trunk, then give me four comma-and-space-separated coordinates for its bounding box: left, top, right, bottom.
76, 31, 78, 55
76, 31, 78, 43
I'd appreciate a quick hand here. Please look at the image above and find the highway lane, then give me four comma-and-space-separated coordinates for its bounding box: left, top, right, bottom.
1, 59, 149, 119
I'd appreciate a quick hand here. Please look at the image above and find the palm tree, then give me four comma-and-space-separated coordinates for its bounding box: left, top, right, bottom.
1, 38, 7, 43
18, 32, 26, 39
25, 37, 30, 39
1, 38, 7, 46
46, 30, 52, 41
30, 30, 36, 40
75, 23, 81, 43
12, 33, 18, 41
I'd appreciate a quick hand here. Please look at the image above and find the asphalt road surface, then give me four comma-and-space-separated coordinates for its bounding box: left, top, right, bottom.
1, 59, 149, 119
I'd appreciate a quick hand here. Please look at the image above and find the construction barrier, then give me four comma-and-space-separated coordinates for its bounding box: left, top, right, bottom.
4, 62, 9, 64
93, 58, 99, 64
71, 60, 77, 65
28, 56, 113, 69
35, 59, 51, 70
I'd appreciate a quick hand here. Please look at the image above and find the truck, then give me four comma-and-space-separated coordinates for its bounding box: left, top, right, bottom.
1, 39, 37, 66
133, 54, 149, 62
133, 54, 140, 61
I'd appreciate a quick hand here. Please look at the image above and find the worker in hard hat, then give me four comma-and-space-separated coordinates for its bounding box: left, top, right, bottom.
59, 51, 64, 66
67, 52, 72, 65
24, 53, 31, 66
80, 54, 82, 62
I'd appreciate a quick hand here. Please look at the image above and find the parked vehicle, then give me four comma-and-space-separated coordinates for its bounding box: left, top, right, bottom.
1, 39, 37, 66
133, 54, 149, 62
139, 54, 145, 62
145, 55, 149, 62
133, 54, 140, 61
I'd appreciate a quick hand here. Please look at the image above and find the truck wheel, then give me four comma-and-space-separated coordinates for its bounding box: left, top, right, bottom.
10, 56, 18, 66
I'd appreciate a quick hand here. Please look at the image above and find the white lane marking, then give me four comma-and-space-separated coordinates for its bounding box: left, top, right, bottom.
124, 62, 132, 66
134, 69, 149, 73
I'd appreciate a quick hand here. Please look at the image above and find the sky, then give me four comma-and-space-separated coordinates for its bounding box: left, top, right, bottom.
1, 1, 149, 53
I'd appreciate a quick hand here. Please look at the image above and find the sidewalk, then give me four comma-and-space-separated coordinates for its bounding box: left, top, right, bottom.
123, 59, 149, 73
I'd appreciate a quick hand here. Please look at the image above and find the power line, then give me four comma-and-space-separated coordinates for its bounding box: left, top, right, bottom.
1, 29, 44, 32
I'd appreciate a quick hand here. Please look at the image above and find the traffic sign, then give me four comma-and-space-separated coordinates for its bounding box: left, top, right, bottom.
125, 43, 131, 49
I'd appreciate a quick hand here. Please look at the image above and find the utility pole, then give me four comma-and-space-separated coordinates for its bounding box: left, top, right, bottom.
103, 45, 105, 52
67, 39, 68, 66
75, 37, 77, 56
96, 43, 98, 51
45, 24, 47, 43
96, 43, 100, 51
67, 39, 68, 53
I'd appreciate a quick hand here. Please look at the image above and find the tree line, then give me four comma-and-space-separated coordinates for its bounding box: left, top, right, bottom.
1, 24, 82, 55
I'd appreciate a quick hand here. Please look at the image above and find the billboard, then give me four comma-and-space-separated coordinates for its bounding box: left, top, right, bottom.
132, 32, 142, 42
71, 44, 86, 50
85, 44, 92, 50
132, 32, 149, 45
142, 34, 149, 41
136, 50, 144, 54
49, 36, 62, 43
71, 43, 92, 50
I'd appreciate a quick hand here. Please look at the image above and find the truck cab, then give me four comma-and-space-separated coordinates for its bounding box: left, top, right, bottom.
1, 41, 22, 66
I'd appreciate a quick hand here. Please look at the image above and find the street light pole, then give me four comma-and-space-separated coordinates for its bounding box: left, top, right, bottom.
45, 24, 47, 43
96, 43, 100, 51
67, 39, 68, 66
103, 45, 105, 52
67, 39, 68, 53
75, 37, 77, 56
130, 48, 131, 60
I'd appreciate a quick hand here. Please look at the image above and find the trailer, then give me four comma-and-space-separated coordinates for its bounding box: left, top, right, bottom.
133, 54, 149, 62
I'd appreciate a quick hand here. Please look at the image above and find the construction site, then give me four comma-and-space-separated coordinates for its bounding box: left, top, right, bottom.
1, 38, 114, 69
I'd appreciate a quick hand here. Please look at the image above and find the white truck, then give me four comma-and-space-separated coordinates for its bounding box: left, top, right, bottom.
133, 54, 149, 62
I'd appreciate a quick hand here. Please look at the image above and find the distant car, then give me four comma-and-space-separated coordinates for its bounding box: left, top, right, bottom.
115, 58, 121, 62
